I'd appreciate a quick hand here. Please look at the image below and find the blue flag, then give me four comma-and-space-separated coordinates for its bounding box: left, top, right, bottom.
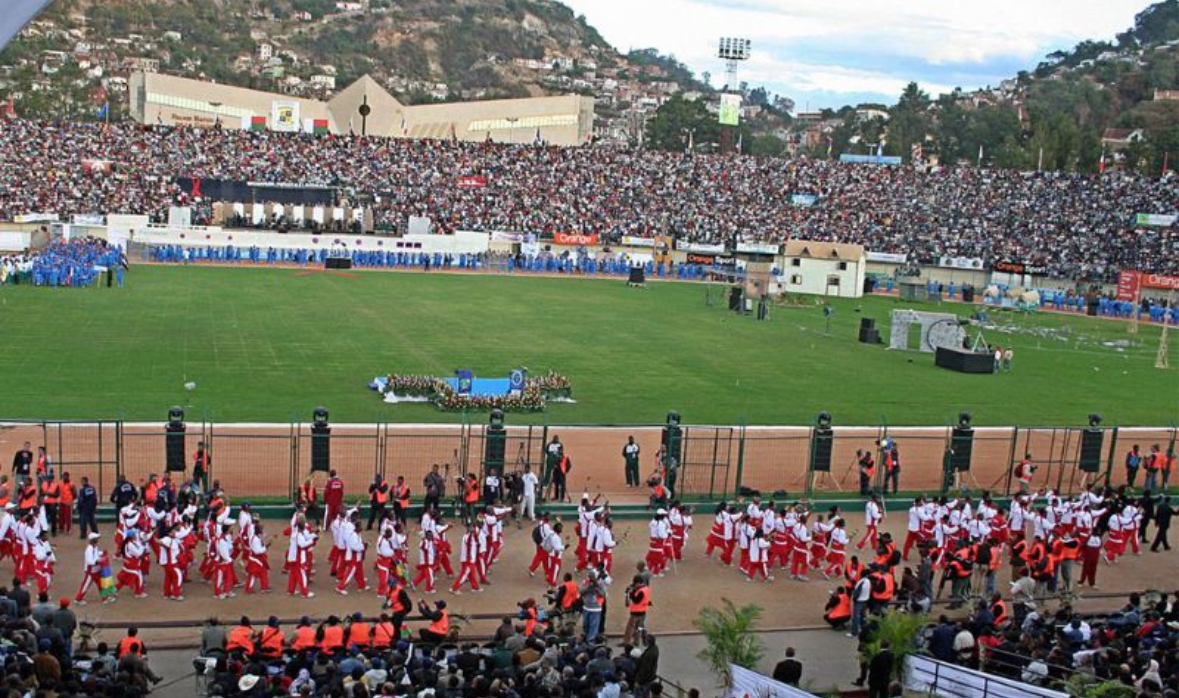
96, 102, 109, 120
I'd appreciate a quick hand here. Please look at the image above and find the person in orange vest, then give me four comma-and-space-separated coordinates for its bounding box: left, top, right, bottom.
257, 616, 284, 660
552, 454, 573, 503
117, 626, 146, 658
296, 478, 318, 522
556, 572, 580, 612
857, 449, 876, 496
317, 615, 346, 655
346, 611, 371, 650
943, 548, 973, 609
649, 478, 669, 510
1145, 444, 1165, 494
383, 577, 412, 639
41, 473, 61, 537
289, 616, 317, 653
392, 476, 411, 525
1051, 532, 1080, 596
16, 481, 37, 514
988, 593, 1009, 627
192, 442, 211, 491
462, 474, 480, 525
142, 474, 160, 509
367, 474, 390, 531
418, 599, 450, 645
0, 475, 10, 509
35, 446, 52, 484
372, 613, 397, 650
622, 575, 650, 647
518, 597, 540, 636
823, 585, 853, 628
57, 472, 76, 536
226, 616, 256, 656
844, 555, 866, 587
868, 563, 895, 612
879, 438, 901, 494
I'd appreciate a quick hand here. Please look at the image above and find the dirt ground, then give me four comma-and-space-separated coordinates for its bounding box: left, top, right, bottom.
32, 513, 1179, 651
3, 422, 1172, 503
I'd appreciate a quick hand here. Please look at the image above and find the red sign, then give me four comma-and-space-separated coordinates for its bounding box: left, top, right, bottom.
1117, 271, 1179, 300
456, 175, 488, 189
553, 232, 599, 246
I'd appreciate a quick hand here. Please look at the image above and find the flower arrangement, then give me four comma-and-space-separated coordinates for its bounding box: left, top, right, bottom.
381, 372, 572, 412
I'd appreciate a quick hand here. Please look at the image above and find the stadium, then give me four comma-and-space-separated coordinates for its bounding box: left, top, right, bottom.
1, 1, 1179, 697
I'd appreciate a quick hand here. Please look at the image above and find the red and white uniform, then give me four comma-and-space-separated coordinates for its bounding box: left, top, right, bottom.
244, 532, 270, 594
411, 536, 438, 592
646, 518, 671, 576
857, 501, 882, 550
543, 530, 565, 588
747, 535, 771, 581
375, 535, 399, 596
336, 527, 367, 593
31, 538, 55, 594
159, 533, 185, 600
824, 526, 849, 577
669, 508, 692, 561
75, 544, 105, 603
116, 535, 148, 596
286, 527, 316, 597
588, 524, 616, 572
451, 530, 482, 592
790, 522, 811, 579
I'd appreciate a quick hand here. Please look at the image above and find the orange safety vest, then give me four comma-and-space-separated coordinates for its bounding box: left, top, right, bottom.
320, 625, 345, 652
18, 487, 37, 510
1146, 453, 1163, 471
428, 609, 450, 636
291, 626, 317, 651
227, 626, 255, 654
348, 621, 371, 648
299, 483, 316, 504
259, 627, 284, 657
523, 606, 538, 635
395, 484, 410, 508
0, 484, 9, 507
372, 622, 396, 648
861, 455, 876, 478
869, 572, 895, 601
991, 600, 1009, 626
560, 580, 579, 609
373, 485, 389, 505
41, 482, 60, 505
845, 560, 865, 583
386, 584, 409, 613
828, 592, 852, 621
144, 482, 160, 505
36, 454, 48, 476
464, 481, 479, 504
629, 585, 651, 613
118, 636, 144, 657
59, 483, 75, 505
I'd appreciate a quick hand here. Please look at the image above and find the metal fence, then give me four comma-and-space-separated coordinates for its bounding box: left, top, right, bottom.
0, 419, 1173, 502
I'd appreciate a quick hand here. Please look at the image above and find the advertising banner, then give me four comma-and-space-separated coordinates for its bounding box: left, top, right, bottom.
270, 100, 300, 132
457, 175, 488, 189
553, 232, 599, 246
1117, 270, 1179, 300
839, 153, 903, 166
736, 241, 780, 255
866, 251, 908, 264
490, 231, 524, 243
728, 664, 816, 698
718, 93, 742, 126
992, 260, 1049, 276
678, 241, 727, 254
621, 236, 656, 247
1135, 213, 1178, 227
790, 193, 819, 207
938, 256, 985, 270
686, 253, 717, 264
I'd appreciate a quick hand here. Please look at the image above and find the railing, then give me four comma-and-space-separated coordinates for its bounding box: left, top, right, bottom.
905, 654, 1070, 698
1, 419, 1174, 502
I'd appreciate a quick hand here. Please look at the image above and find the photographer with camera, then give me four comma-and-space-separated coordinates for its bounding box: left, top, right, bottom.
622, 574, 652, 646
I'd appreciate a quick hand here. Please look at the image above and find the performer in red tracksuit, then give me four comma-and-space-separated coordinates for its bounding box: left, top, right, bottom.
244, 523, 271, 594
451, 524, 483, 594
323, 471, 345, 528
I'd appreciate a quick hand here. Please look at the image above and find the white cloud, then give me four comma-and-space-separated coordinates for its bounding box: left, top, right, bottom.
561, 0, 1154, 105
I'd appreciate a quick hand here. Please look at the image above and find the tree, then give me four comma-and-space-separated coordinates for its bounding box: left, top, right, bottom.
749, 134, 787, 157
887, 82, 931, 161
644, 95, 718, 152
694, 599, 765, 687
862, 609, 928, 681
747, 86, 769, 106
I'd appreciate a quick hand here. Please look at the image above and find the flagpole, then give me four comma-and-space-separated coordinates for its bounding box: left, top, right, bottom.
977, 143, 983, 168
1037, 147, 1043, 172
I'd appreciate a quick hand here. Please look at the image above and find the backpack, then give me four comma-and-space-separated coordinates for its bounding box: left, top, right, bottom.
531, 524, 544, 546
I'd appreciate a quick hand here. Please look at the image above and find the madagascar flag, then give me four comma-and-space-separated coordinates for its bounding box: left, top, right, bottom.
250, 116, 267, 131
313, 118, 329, 135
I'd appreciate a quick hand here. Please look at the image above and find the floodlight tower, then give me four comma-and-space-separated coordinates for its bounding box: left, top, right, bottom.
717, 37, 752, 91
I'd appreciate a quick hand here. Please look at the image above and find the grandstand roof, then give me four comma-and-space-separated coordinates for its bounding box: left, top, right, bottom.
783, 240, 865, 260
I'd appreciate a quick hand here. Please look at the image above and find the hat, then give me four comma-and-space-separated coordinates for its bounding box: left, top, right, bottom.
38, 639, 51, 651
353, 612, 363, 621
59, 598, 70, 608
88, 533, 101, 541
2, 503, 13, 510
238, 675, 261, 691
436, 600, 447, 609
655, 508, 667, 516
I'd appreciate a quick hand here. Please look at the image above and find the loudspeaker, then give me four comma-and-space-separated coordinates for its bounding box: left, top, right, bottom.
627, 266, 645, 285
485, 410, 506, 469
962, 286, 975, 303
859, 328, 880, 344
951, 426, 974, 472
728, 287, 743, 311
737, 486, 760, 497
165, 422, 186, 472
811, 425, 834, 472
311, 422, 331, 472
1079, 429, 1104, 473
661, 423, 683, 467
860, 318, 875, 331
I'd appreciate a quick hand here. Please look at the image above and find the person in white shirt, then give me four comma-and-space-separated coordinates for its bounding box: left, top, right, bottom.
450, 523, 483, 594
75, 532, 109, 605
244, 521, 271, 594
335, 522, 368, 594
857, 495, 883, 550
519, 465, 539, 521
543, 522, 566, 588
286, 518, 317, 598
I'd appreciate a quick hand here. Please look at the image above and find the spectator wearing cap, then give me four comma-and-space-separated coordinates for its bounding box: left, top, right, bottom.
51, 597, 76, 656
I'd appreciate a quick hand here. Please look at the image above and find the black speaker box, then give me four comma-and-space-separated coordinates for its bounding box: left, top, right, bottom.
1079, 429, 1104, 473
165, 423, 186, 472
811, 426, 834, 472
951, 426, 974, 472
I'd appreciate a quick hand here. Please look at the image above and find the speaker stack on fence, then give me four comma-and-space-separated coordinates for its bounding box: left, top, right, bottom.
810, 411, 834, 472
165, 406, 186, 472
1079, 414, 1104, 473
484, 409, 507, 470
310, 406, 331, 472
950, 412, 974, 472
962, 285, 975, 303
661, 411, 683, 468
858, 317, 880, 344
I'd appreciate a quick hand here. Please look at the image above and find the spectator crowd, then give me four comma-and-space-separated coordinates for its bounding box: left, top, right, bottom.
0, 120, 1175, 282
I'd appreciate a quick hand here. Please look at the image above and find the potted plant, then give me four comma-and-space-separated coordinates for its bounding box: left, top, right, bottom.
694, 598, 765, 687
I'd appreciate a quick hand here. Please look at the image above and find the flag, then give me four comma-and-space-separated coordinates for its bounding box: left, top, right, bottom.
736, 131, 743, 153
96, 102, 109, 120
1099, 145, 1106, 174
3, 100, 15, 120
400, 114, 407, 136
977, 143, 984, 167
312, 118, 329, 135
534, 127, 543, 145
1163, 152, 1170, 176
250, 116, 267, 132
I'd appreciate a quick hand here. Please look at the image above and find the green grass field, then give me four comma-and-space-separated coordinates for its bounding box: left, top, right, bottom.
0, 265, 1175, 425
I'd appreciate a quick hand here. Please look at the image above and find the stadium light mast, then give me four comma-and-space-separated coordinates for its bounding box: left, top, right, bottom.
717, 37, 751, 91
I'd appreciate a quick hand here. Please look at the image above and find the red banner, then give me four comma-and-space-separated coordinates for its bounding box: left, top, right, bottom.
456, 175, 488, 189
553, 232, 599, 246
1117, 270, 1179, 300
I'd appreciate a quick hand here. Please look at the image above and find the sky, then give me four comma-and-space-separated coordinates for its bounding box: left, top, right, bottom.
560, 0, 1158, 110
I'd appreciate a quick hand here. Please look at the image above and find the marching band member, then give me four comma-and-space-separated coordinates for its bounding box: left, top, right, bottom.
75, 533, 109, 605
451, 522, 483, 594
336, 517, 367, 594
746, 528, 772, 582
411, 530, 439, 593
646, 510, 671, 577
528, 515, 553, 578
542, 522, 566, 588
116, 529, 148, 598
857, 494, 883, 550
286, 517, 317, 598
159, 525, 186, 601
375, 527, 400, 597
212, 524, 237, 599
575, 494, 605, 570
669, 502, 692, 561
244, 520, 271, 594
31, 530, 55, 595
903, 497, 930, 560
790, 515, 812, 582
824, 518, 849, 579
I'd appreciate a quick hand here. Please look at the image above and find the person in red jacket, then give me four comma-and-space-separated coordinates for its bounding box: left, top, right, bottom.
323, 471, 344, 528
